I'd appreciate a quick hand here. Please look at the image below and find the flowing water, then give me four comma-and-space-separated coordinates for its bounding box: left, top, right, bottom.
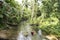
17, 22, 47, 40
17, 23, 32, 40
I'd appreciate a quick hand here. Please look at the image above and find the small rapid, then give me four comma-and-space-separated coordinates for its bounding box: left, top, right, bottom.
17, 31, 32, 40
17, 23, 44, 40
17, 24, 32, 40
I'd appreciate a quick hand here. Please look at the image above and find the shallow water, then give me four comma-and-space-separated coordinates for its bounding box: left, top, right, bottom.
17, 24, 32, 40
17, 23, 45, 40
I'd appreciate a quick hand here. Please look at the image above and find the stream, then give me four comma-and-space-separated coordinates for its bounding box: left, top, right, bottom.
17, 22, 47, 40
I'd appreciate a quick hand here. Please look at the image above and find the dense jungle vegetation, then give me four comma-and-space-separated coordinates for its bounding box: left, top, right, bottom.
0, 0, 60, 38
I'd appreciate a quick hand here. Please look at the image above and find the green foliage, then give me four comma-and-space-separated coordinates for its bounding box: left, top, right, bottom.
0, 0, 21, 29
38, 0, 60, 36
0, 0, 60, 37
27, 0, 60, 36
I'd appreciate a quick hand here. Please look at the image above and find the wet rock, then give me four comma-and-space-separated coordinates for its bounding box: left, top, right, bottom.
45, 35, 58, 40
57, 37, 60, 40
0, 30, 8, 39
